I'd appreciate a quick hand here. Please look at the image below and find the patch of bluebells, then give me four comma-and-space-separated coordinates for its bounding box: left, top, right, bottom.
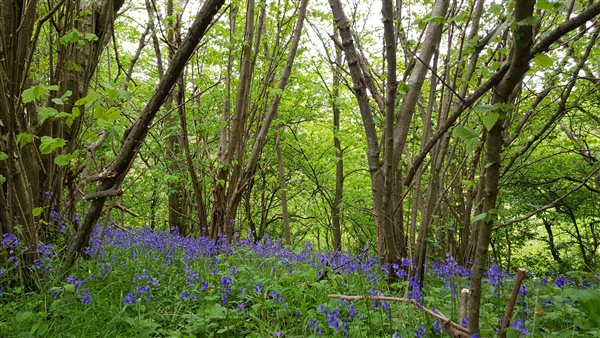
512, 318, 528, 335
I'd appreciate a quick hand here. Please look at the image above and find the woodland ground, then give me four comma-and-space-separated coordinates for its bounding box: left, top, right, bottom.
1, 227, 599, 337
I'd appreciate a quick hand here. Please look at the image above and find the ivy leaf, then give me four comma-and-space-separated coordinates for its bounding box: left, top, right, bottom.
0, 151, 8, 161
39, 136, 67, 155
0, 174, 5, 185
533, 53, 554, 68
482, 111, 500, 130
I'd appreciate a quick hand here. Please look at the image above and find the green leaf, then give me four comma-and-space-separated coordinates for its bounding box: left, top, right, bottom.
39, 136, 67, 155
482, 111, 500, 130
537, 0, 558, 11
471, 212, 487, 223
466, 137, 480, 153
398, 82, 410, 95
63, 284, 76, 293
59, 29, 81, 45
166, 175, 180, 185
0, 151, 8, 161
54, 154, 72, 166
473, 104, 494, 113
16, 133, 35, 148
517, 15, 540, 26
32, 207, 43, 217
533, 53, 554, 68
0, 174, 5, 185
453, 126, 478, 141
38, 106, 59, 125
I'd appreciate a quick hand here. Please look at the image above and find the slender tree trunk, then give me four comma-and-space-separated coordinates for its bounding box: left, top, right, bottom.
275, 132, 291, 245
331, 38, 344, 252
468, 0, 534, 333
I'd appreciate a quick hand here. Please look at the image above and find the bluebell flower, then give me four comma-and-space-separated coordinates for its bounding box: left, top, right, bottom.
81, 289, 92, 304
181, 292, 190, 301
253, 283, 263, 295
511, 318, 528, 335
409, 277, 421, 303
415, 326, 426, 338
433, 320, 442, 335
200, 281, 209, 293
124, 292, 135, 305
308, 319, 317, 330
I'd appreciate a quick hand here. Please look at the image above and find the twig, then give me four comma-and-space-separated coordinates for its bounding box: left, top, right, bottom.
498, 269, 527, 338
460, 288, 469, 326
114, 204, 139, 217
328, 294, 470, 337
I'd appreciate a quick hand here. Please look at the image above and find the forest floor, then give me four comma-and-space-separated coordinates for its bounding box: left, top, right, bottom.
1, 227, 599, 337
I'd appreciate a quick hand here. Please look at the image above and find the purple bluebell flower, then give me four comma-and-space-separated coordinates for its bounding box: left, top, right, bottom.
124, 292, 135, 305
274, 331, 281, 337
415, 326, 426, 338
200, 281, 209, 293
253, 283, 263, 295
81, 289, 92, 304
511, 318, 528, 335
433, 320, 442, 335
305, 240, 313, 251
308, 319, 317, 330
181, 292, 189, 301
409, 277, 421, 303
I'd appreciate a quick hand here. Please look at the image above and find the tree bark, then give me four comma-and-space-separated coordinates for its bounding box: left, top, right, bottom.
468, 0, 535, 334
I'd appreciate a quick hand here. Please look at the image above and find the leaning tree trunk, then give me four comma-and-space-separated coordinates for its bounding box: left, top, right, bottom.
62, 0, 226, 273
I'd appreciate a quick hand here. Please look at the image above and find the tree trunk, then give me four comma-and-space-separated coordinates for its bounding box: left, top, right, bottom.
468, 0, 534, 333
63, 0, 226, 273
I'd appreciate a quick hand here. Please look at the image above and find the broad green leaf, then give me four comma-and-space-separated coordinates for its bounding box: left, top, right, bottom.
59, 29, 81, 45
517, 15, 540, 26
16, 133, 34, 148
453, 126, 478, 141
533, 53, 554, 68
39, 136, 66, 155
166, 175, 180, 185
51, 90, 73, 105
54, 154, 72, 166
474, 104, 494, 113
63, 284, 76, 293
32, 207, 43, 217
22, 85, 45, 103
0, 174, 5, 185
537, 0, 558, 10
398, 82, 410, 95
482, 111, 500, 130
466, 137, 480, 153
471, 212, 487, 223
38, 106, 59, 124
0, 151, 8, 161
